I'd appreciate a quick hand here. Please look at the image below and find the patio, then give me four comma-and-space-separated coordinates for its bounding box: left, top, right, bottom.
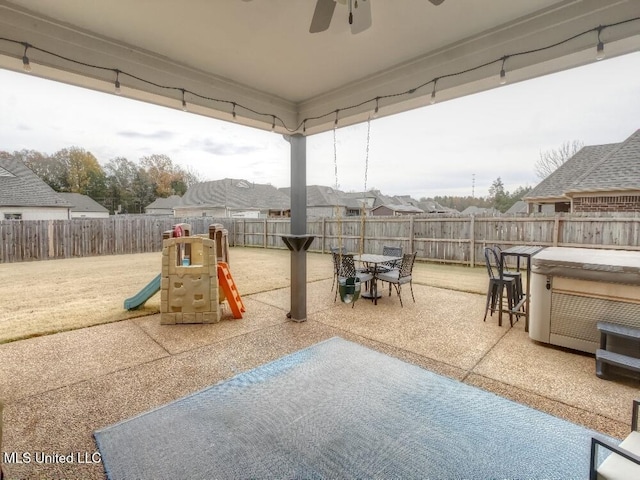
1, 250, 638, 479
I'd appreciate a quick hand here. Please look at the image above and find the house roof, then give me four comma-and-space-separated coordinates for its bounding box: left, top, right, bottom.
280, 185, 346, 207
145, 195, 183, 210
0, 155, 72, 208
461, 206, 501, 216
57, 192, 109, 213
178, 179, 290, 211
565, 129, 640, 195
372, 204, 424, 214
524, 144, 619, 200
505, 200, 528, 214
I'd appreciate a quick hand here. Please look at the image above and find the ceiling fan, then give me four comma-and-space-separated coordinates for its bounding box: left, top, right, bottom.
310, 0, 445, 34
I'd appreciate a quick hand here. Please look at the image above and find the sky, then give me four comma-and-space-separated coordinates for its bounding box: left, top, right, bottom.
1, 51, 639, 200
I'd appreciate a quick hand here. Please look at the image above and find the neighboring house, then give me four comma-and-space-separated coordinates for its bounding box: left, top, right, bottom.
524, 130, 640, 213
175, 178, 290, 218
505, 200, 528, 215
371, 204, 424, 216
280, 185, 346, 217
461, 206, 501, 216
0, 155, 72, 220
145, 195, 182, 215
57, 192, 110, 218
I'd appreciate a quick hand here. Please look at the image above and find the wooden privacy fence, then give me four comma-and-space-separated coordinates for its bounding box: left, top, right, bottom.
0, 216, 233, 263
3, 214, 640, 264
232, 214, 640, 266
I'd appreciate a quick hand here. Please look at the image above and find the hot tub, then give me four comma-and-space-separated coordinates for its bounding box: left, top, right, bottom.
529, 247, 640, 355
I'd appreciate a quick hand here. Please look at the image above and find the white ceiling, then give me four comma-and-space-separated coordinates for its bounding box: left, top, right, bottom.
1, 0, 639, 134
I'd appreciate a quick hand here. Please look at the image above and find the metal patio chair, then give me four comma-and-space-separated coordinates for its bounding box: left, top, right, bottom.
334, 253, 373, 307
380, 245, 403, 272
377, 252, 417, 307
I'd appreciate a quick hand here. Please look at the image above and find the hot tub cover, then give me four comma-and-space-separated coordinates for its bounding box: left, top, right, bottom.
532, 247, 640, 285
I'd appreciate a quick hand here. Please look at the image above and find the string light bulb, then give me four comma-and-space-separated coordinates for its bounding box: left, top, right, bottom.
22, 43, 31, 72
430, 79, 438, 105
373, 97, 379, 119
596, 26, 605, 61
114, 70, 121, 95
499, 57, 508, 85
302, 120, 307, 135
270, 115, 276, 132
181, 89, 187, 111
232, 102, 237, 122
334, 110, 339, 130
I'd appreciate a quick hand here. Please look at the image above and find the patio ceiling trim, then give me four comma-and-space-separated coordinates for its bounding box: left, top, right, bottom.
0, 0, 639, 136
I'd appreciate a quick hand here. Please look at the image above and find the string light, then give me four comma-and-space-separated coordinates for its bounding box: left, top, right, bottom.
114, 69, 121, 94
373, 97, 379, 118
21, 42, 31, 72
596, 26, 605, 60
2, 16, 638, 133
270, 115, 276, 132
499, 56, 508, 85
181, 89, 187, 111
302, 120, 307, 135
430, 78, 438, 105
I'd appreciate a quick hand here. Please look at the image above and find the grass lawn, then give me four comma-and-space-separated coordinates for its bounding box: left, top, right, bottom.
0, 247, 486, 344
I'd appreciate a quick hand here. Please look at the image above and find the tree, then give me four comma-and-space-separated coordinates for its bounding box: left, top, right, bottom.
130, 167, 156, 213
534, 140, 584, 180
16, 149, 67, 191
51, 147, 107, 200
104, 157, 139, 213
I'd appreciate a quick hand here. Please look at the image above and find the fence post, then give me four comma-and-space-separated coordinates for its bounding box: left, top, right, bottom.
322, 217, 326, 254
469, 215, 475, 267
409, 216, 415, 255
553, 214, 560, 247
263, 218, 267, 248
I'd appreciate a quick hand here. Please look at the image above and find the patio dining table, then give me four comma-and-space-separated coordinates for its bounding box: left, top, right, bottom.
353, 253, 402, 305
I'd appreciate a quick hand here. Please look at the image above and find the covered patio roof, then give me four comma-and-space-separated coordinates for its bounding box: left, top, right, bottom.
1, 0, 639, 135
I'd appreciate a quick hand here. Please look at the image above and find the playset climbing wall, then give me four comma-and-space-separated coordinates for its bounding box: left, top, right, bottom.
160, 236, 220, 325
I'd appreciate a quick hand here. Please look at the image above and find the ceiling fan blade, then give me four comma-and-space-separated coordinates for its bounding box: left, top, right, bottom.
429, 0, 446, 5
350, 0, 372, 34
310, 0, 337, 33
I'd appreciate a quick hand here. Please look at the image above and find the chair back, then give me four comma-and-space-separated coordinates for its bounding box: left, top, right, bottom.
399, 252, 417, 279
382, 246, 402, 257
382, 246, 402, 269
331, 251, 342, 276
337, 254, 357, 278
484, 247, 500, 280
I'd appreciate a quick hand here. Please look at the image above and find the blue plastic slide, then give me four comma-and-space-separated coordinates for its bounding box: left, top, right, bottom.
124, 274, 161, 310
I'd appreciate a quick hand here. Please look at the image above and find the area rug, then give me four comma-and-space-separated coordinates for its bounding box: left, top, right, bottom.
94, 337, 615, 479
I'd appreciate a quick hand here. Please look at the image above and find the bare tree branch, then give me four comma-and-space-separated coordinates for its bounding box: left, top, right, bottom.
534, 140, 584, 180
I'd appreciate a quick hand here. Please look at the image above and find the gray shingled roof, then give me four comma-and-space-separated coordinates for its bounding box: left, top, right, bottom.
279, 185, 346, 207
145, 195, 183, 209
372, 204, 424, 214
57, 193, 109, 213
565, 129, 640, 194
0, 156, 72, 208
180, 179, 290, 210
524, 144, 619, 200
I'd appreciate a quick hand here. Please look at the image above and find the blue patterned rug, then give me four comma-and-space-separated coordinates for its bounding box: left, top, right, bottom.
95, 337, 615, 479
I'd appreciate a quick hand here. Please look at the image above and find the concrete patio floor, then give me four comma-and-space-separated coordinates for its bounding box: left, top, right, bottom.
1, 262, 639, 479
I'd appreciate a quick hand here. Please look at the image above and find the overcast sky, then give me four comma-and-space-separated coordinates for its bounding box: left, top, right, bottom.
1, 51, 639, 200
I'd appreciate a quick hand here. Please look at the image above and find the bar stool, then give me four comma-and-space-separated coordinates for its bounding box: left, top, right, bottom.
483, 247, 517, 325
494, 246, 524, 303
